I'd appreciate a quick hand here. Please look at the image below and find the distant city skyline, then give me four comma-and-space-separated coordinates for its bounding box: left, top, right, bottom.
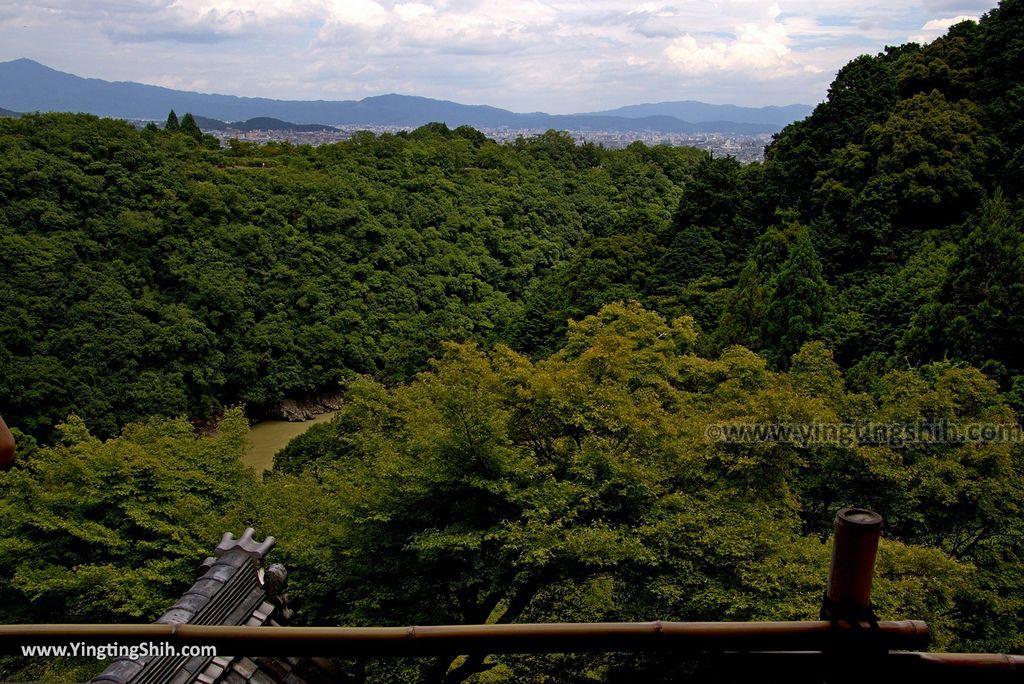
0, 0, 996, 113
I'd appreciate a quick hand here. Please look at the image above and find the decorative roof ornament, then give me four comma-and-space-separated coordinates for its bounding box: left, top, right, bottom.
215, 527, 276, 559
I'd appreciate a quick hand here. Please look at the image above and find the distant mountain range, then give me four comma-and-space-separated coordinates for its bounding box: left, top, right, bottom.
583, 101, 813, 128
0, 108, 334, 132
0, 59, 813, 135
192, 115, 338, 132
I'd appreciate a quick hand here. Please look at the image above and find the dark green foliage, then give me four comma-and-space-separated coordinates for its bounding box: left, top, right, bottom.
903, 193, 1024, 384
865, 91, 988, 228
272, 420, 337, 475
179, 111, 202, 140
764, 47, 913, 217
673, 155, 742, 234
0, 114, 699, 439
677, 0, 1024, 384
655, 224, 725, 285
764, 228, 829, 367
513, 232, 662, 356
823, 240, 955, 371
715, 260, 768, 349
670, 154, 761, 258
164, 109, 179, 131
898, 21, 978, 100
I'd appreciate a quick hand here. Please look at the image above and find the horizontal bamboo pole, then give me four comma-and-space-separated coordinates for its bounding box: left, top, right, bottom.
0, 620, 929, 657
899, 652, 1024, 671
711, 650, 1024, 682
7, 622, 1019, 677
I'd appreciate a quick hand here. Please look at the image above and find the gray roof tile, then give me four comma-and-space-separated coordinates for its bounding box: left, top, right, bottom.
232, 658, 258, 679
172, 593, 211, 614
89, 658, 145, 683
167, 668, 195, 684
215, 529, 276, 560
221, 670, 247, 684
200, 662, 226, 680
201, 563, 241, 584
156, 608, 195, 625
248, 671, 276, 684
189, 579, 224, 598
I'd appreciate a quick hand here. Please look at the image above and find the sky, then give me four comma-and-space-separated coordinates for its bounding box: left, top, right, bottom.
0, 0, 998, 113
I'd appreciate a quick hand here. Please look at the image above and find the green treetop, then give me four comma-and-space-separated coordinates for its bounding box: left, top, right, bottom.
164, 109, 179, 131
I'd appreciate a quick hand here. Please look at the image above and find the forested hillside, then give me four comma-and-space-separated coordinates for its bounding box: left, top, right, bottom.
0, 117, 700, 439
7, 4, 1023, 439
2, 1, 1024, 682
520, 1, 1024, 396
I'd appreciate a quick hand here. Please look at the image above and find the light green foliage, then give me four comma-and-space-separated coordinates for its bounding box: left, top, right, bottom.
2, 302, 1020, 682
262, 303, 1021, 682
0, 408, 258, 681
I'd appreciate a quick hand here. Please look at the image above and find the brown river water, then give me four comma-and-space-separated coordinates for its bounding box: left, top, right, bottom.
242, 411, 338, 472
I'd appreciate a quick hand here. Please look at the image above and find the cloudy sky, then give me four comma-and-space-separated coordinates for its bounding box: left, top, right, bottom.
0, 0, 997, 112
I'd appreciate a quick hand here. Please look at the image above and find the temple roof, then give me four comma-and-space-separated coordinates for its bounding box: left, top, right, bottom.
90, 529, 334, 684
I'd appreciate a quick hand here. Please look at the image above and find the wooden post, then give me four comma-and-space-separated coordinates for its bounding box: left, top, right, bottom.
0, 416, 14, 471
822, 507, 883, 620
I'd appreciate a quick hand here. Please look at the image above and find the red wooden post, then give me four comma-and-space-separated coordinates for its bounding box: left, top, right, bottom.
0, 416, 14, 471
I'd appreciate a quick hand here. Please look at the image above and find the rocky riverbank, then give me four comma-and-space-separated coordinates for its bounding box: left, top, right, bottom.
271, 393, 344, 422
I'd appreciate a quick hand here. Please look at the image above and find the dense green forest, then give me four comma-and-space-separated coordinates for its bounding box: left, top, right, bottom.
3, 0, 1024, 681
0, 111, 700, 440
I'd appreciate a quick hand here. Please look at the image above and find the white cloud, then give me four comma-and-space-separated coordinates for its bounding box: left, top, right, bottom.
663, 3, 798, 77
921, 14, 978, 31
315, 0, 558, 58
394, 3, 436, 21
909, 13, 978, 42
323, 0, 387, 28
